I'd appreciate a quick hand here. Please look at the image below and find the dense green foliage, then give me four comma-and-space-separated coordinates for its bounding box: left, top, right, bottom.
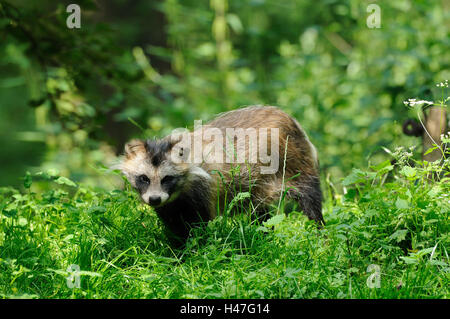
0, 0, 448, 299
1, 0, 449, 187
0, 150, 449, 298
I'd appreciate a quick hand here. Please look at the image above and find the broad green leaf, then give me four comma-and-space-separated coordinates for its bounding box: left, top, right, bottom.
400, 166, 416, 179
55, 176, 77, 187
256, 226, 269, 233
423, 146, 438, 155
395, 198, 409, 210
389, 229, 408, 243
263, 214, 285, 227
400, 256, 418, 264
370, 160, 394, 173
415, 247, 434, 258
342, 169, 367, 186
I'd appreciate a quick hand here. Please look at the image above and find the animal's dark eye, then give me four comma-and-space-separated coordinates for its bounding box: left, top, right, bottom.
138, 174, 150, 184
161, 175, 176, 184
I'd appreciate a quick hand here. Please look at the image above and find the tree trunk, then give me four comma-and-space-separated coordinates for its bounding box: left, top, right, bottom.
422, 106, 447, 162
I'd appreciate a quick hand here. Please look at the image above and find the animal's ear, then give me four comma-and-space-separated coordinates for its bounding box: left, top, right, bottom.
167, 133, 183, 149
124, 139, 146, 159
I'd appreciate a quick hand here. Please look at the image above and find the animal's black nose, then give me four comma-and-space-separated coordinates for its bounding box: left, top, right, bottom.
148, 196, 161, 206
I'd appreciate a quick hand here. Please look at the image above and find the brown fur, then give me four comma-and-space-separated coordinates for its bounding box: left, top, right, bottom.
119, 106, 324, 244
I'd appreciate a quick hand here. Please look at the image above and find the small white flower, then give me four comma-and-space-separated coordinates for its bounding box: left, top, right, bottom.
436, 80, 449, 88
403, 98, 434, 107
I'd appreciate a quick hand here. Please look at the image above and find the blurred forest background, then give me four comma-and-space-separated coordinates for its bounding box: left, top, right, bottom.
0, 0, 448, 189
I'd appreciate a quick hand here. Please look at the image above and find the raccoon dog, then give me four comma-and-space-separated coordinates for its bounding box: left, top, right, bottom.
118, 106, 324, 245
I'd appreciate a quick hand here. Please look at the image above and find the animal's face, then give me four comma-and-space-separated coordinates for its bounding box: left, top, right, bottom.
118, 138, 190, 207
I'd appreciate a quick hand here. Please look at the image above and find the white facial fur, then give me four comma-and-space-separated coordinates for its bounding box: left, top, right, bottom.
118, 153, 186, 206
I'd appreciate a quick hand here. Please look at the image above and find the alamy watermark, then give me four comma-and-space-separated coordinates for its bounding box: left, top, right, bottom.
366, 4, 381, 29
167, 121, 280, 174
65, 4, 381, 30
66, 264, 81, 288
366, 264, 381, 288
66, 4, 81, 29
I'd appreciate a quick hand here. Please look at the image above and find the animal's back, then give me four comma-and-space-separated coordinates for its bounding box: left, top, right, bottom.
200, 106, 323, 224
203, 106, 317, 176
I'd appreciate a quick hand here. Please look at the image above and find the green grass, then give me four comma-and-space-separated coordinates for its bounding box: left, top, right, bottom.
0, 149, 449, 299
